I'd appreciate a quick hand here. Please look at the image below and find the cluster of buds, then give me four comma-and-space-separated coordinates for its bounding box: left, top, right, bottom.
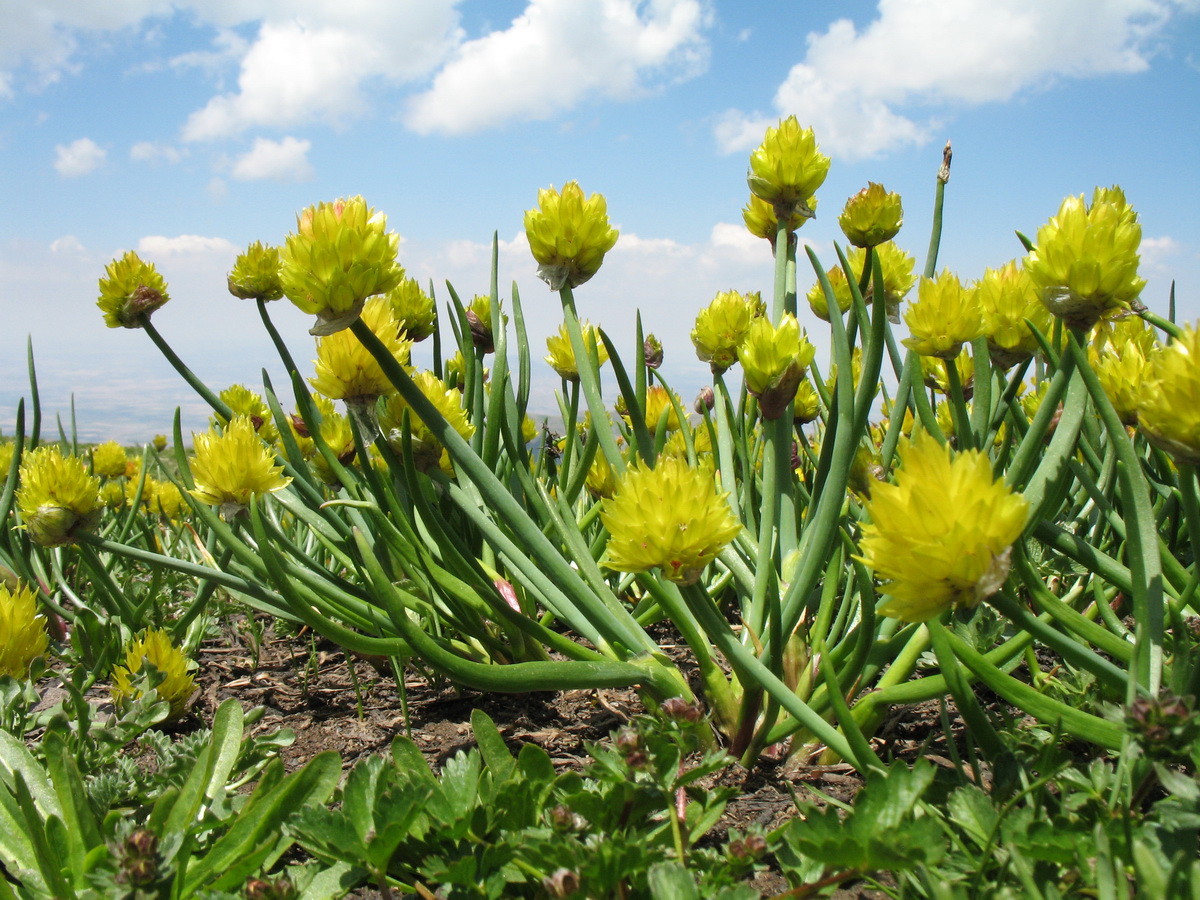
117, 830, 161, 889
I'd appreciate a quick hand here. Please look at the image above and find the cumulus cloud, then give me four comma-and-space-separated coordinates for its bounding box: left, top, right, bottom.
138, 234, 238, 256
181, 6, 461, 140
130, 141, 184, 164
717, 0, 1190, 160
1141, 234, 1181, 268
231, 136, 313, 181
54, 138, 106, 177
405, 0, 711, 135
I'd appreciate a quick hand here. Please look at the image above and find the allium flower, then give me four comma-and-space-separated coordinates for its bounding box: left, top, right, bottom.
920, 347, 974, 397
1091, 315, 1158, 427
92, 440, 128, 479
746, 116, 830, 221
227, 241, 284, 302
111, 629, 196, 720
737, 313, 815, 419
742, 192, 818, 242
188, 416, 292, 515
1138, 322, 1200, 464
467, 295, 505, 354
280, 196, 404, 336
642, 385, 683, 433
379, 371, 475, 472
838, 182, 903, 248
214, 384, 278, 444
1024, 188, 1146, 330
902, 270, 983, 359
545, 320, 609, 381
100, 481, 126, 509
148, 479, 187, 521
0, 442, 18, 478
977, 260, 1053, 369
585, 451, 617, 499
310, 296, 411, 404
691, 290, 765, 374
17, 446, 103, 547
152, 434, 168, 452
97, 251, 170, 328
601, 456, 741, 585
524, 181, 619, 290
805, 263, 854, 322
386, 276, 437, 342
643, 334, 664, 369
857, 431, 1029, 622
793, 379, 821, 425
289, 396, 357, 486
0, 582, 50, 679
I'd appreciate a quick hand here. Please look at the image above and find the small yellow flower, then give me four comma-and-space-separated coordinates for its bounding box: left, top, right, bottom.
97, 251, 170, 329
280, 196, 404, 335
0, 582, 50, 679
747, 116, 830, 221
1025, 188, 1146, 330
737, 313, 815, 419
545, 320, 609, 382
227, 241, 284, 301
378, 371, 475, 472
857, 430, 1029, 622
521, 415, 539, 445
310, 296, 412, 403
691, 290, 765, 374
808, 242, 917, 323
149, 479, 187, 521
642, 385, 683, 433
100, 480, 126, 509
920, 347, 975, 396
17, 446, 103, 547
214, 384, 279, 445
386, 276, 437, 342
188, 416, 292, 514
0, 443, 17, 478
1138, 322, 1200, 464
585, 450, 617, 499
742, 192, 817, 242
524, 181, 619, 290
977, 260, 1053, 369
902, 270, 983, 359
291, 396, 357, 486
92, 440, 128, 479
805, 263, 854, 322
793, 379, 821, 425
152, 434, 168, 452
601, 456, 741, 585
838, 182, 903, 248
1091, 315, 1158, 427
111, 629, 196, 720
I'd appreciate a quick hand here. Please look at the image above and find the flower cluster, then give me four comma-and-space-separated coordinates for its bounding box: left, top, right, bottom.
17, 446, 104, 547
691, 290, 765, 375
189, 416, 292, 515
0, 581, 49, 679
97, 251, 170, 329
1138, 322, 1200, 464
524, 181, 619, 291
747, 116, 830, 222
111, 629, 196, 720
737, 313, 815, 419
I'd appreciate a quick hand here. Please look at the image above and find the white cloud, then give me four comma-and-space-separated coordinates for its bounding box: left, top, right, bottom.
231, 136, 314, 181
49, 235, 87, 256
137, 234, 238, 256
717, 0, 1189, 160
405, 0, 711, 135
130, 141, 184, 164
1142, 234, 1181, 267
54, 138, 106, 177
181, 6, 462, 140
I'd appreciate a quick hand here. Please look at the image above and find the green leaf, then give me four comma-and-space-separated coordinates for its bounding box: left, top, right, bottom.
946, 785, 999, 851
647, 861, 699, 900
471, 708, 517, 782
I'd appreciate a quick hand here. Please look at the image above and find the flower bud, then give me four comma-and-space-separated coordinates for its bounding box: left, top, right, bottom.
543, 868, 581, 898
694, 386, 715, 415
643, 334, 663, 369
227, 241, 284, 301
838, 182, 903, 247
97, 251, 170, 328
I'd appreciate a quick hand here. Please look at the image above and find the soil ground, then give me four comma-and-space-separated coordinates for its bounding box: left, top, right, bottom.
185, 617, 966, 899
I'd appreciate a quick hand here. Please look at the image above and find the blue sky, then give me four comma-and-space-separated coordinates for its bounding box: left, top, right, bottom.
1, 0, 1198, 443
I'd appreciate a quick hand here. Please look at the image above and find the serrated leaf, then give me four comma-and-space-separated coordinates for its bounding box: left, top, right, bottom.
946, 785, 999, 850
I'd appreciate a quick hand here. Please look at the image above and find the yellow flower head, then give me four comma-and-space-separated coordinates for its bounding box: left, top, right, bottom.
524, 181, 619, 290
227, 241, 284, 301
310, 296, 412, 403
100, 480, 126, 509
17, 446, 103, 547
214, 384, 279, 445
149, 479, 188, 521
601, 456, 741, 585
643, 385, 683, 434
903, 270, 983, 360
0, 443, 18, 479
1024, 188, 1146, 330
280, 196, 404, 335
978, 260, 1053, 369
152, 434, 168, 452
838, 182, 903, 248
386, 276, 437, 342
793, 379, 821, 425
1138, 322, 1200, 464
1091, 314, 1158, 427
747, 116, 830, 221
585, 450, 618, 499
92, 440, 128, 479
691, 290, 765, 374
97, 251, 170, 329
111, 629, 196, 720
920, 346, 975, 396
0, 582, 50, 679
742, 192, 818, 242
806, 263, 854, 322
545, 320, 609, 382
291, 396, 357, 486
737, 312, 815, 419
857, 430, 1029, 622
188, 416, 292, 514
379, 371, 475, 472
